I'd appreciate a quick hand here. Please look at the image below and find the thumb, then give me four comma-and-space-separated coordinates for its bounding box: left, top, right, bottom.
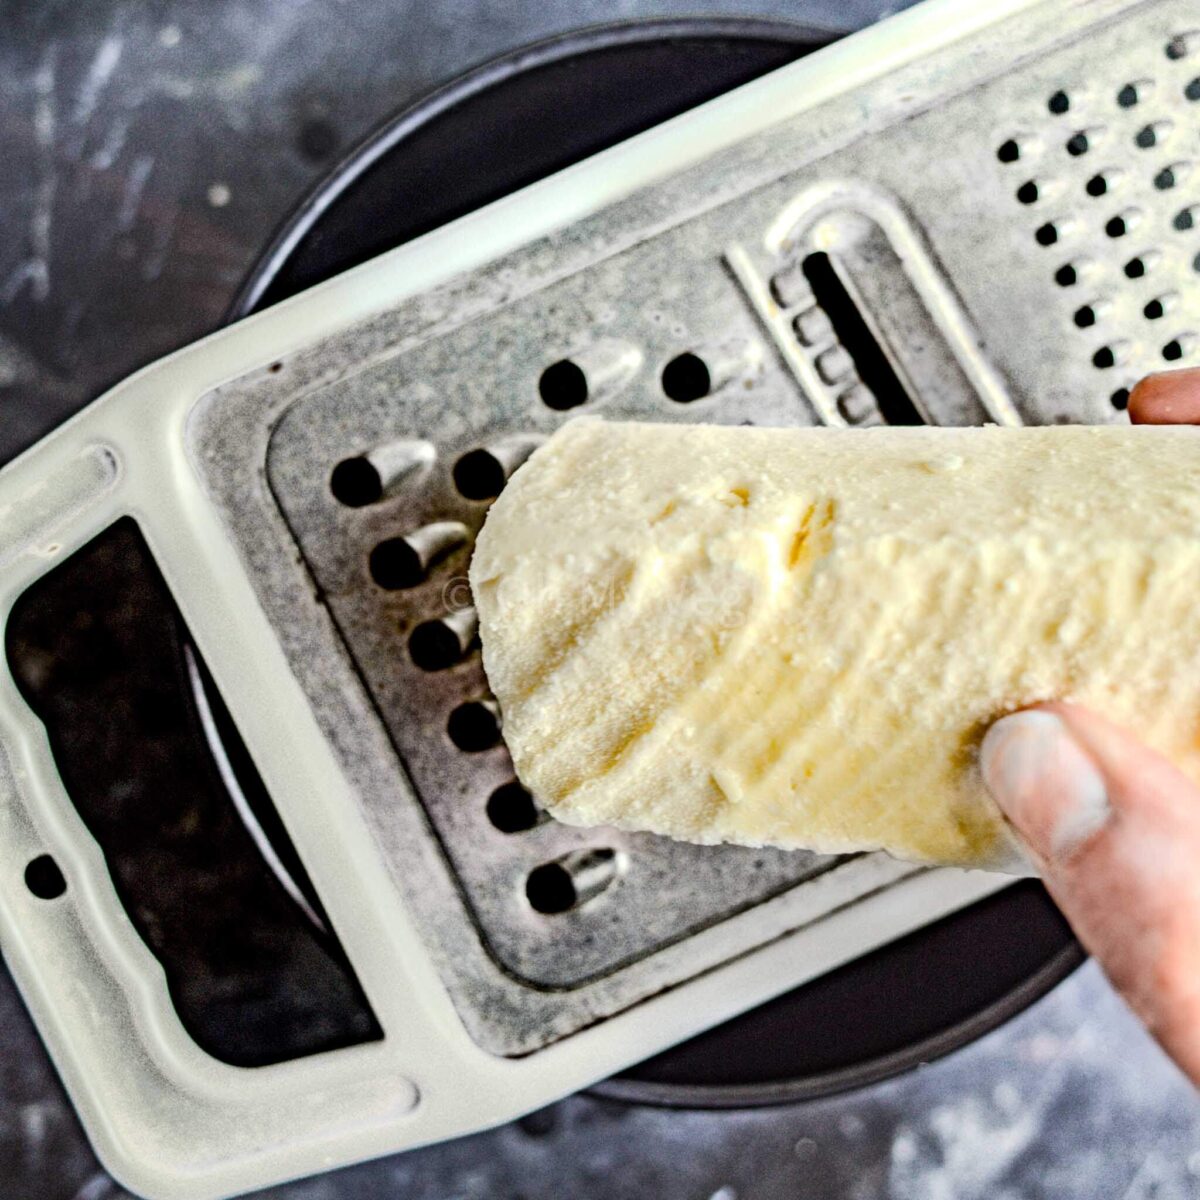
981, 703, 1200, 1085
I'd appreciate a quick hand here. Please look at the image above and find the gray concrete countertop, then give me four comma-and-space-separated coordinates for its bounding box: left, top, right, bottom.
1, 3, 1196, 1197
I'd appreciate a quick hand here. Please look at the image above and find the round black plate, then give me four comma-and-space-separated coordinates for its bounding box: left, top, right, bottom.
230, 17, 1084, 1106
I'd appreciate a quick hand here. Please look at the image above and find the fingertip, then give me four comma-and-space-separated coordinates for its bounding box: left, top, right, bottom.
1128, 368, 1200, 425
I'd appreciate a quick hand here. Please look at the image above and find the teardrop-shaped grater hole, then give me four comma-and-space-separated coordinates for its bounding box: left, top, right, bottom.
1055, 262, 1080, 287
1111, 388, 1131, 411
1163, 337, 1194, 363
661, 353, 712, 403
1048, 90, 1070, 115
486, 782, 541, 834
997, 138, 1021, 164
1136, 122, 1171, 150
1187, 78, 1200, 101
409, 608, 479, 672
1085, 174, 1108, 197
1106, 210, 1140, 238
1155, 166, 1180, 190
1144, 296, 1173, 321
369, 522, 467, 590
1016, 180, 1040, 204
1066, 131, 1092, 157
1175, 207, 1198, 232
1093, 345, 1121, 370
1074, 305, 1099, 328
1124, 253, 1158, 279
330, 458, 383, 507
1035, 222, 1061, 246
447, 700, 502, 752
1118, 80, 1153, 108
526, 849, 620, 914
538, 360, 589, 410
1166, 32, 1198, 61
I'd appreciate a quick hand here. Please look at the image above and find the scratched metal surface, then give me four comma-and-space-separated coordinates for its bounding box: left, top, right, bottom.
2, 1, 1199, 1198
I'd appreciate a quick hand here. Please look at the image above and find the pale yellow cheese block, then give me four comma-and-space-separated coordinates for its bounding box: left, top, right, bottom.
470, 418, 1200, 871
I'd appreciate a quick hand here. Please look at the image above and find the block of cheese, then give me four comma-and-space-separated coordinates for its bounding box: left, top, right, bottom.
470, 418, 1200, 871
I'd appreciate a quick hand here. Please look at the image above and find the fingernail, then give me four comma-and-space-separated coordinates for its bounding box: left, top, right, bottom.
981, 711, 1111, 862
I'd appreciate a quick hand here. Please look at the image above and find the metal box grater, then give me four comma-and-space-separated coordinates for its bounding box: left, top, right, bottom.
0, 0, 1196, 1195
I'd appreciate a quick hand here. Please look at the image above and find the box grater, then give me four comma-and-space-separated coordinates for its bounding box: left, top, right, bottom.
0, 0, 1196, 1194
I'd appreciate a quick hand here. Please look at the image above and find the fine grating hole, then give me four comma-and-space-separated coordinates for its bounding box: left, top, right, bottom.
1167, 34, 1194, 61
1048, 89, 1070, 115
1035, 222, 1060, 246
1135, 125, 1159, 150
368, 538, 422, 590
1145, 298, 1167, 321
1111, 387, 1131, 411
24, 854, 66, 900
525, 863, 576, 914
997, 138, 1020, 163
1074, 305, 1099, 328
1105, 215, 1130, 238
538, 359, 589, 410
1175, 208, 1196, 232
1117, 83, 1140, 108
447, 701, 501, 752
1187, 78, 1200, 101
1155, 166, 1179, 190
408, 620, 466, 671
1164, 339, 1186, 362
453, 449, 506, 501
486, 782, 540, 834
661, 353, 711, 403
1085, 174, 1108, 197
1016, 180, 1039, 204
329, 457, 383, 507
1093, 346, 1117, 369
1066, 132, 1090, 157
1124, 256, 1148, 279
1055, 263, 1078, 287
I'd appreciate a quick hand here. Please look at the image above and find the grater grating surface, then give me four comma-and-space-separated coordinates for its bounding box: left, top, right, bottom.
189, 0, 1198, 1056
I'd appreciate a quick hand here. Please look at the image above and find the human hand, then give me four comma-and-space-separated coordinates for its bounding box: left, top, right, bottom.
981, 366, 1200, 1087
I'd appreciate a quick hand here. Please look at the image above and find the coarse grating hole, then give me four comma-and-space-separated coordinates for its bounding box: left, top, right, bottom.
661, 352, 711, 403
1085, 174, 1108, 197
1035, 222, 1060, 246
1164, 338, 1187, 362
447, 701, 502, 752
1144, 297, 1168, 320
1016, 180, 1040, 204
486, 782, 540, 834
525, 863, 577, 914
1048, 89, 1070, 115
1105, 213, 1133, 238
997, 138, 1021, 163
24, 855, 66, 900
1136, 123, 1166, 150
408, 619, 467, 671
1187, 78, 1200, 101
1055, 263, 1079, 287
368, 538, 422, 589
453, 449, 507, 501
1175, 207, 1197, 231
1155, 166, 1180, 190
1066, 131, 1091, 157
1124, 255, 1149, 279
329, 457, 383, 507
538, 359, 589, 410
1074, 305, 1099, 328
1111, 387, 1131, 411
1093, 346, 1118, 369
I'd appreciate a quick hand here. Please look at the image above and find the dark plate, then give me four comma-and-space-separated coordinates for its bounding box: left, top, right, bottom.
229, 17, 1084, 1106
